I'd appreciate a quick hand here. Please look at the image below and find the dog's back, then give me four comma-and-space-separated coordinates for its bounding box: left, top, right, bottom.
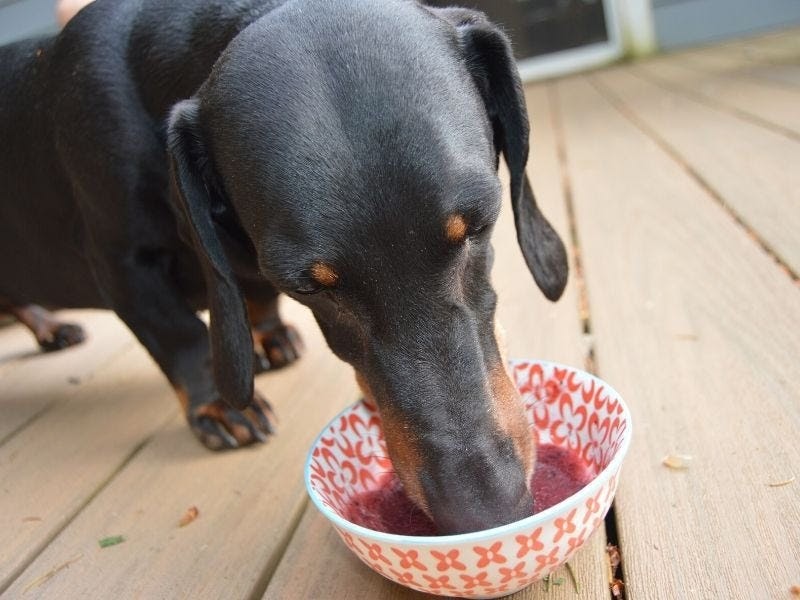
0, 36, 95, 306
0, 0, 284, 307
127, 0, 287, 120
50, 0, 286, 121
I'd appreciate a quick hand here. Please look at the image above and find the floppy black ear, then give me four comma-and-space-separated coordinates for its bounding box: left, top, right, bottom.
167, 98, 253, 410
432, 8, 569, 301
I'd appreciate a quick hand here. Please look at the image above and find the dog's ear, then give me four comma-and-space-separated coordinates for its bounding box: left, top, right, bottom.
433, 8, 569, 301
167, 98, 253, 410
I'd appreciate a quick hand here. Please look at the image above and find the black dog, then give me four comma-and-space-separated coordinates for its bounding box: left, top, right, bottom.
0, 0, 567, 534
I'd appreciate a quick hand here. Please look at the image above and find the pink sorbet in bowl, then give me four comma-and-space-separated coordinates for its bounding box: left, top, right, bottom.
305, 359, 632, 598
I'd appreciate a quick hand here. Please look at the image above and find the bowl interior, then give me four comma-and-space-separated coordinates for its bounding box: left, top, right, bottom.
307, 359, 630, 531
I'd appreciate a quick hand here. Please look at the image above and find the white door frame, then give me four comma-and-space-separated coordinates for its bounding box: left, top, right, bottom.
517, 0, 656, 82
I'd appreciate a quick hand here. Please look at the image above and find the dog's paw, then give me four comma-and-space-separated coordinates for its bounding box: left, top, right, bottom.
38, 322, 86, 352
187, 392, 276, 451
253, 323, 304, 374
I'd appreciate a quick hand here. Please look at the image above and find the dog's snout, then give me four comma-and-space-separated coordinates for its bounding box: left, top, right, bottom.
362, 327, 535, 535
420, 433, 535, 535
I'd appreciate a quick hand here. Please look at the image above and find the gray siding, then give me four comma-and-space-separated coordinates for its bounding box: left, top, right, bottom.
654, 0, 800, 49
0, 0, 58, 47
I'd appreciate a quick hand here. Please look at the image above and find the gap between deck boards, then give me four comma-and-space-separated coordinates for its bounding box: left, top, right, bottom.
589, 73, 799, 284
550, 79, 623, 600
247, 496, 310, 600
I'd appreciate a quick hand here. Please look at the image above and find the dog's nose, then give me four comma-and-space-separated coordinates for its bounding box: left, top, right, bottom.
432, 487, 534, 535
419, 432, 534, 535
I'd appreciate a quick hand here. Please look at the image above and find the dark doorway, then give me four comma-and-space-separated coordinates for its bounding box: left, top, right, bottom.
423, 0, 610, 60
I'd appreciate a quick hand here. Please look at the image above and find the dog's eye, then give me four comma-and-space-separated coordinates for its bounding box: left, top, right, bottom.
294, 281, 324, 295
294, 261, 340, 295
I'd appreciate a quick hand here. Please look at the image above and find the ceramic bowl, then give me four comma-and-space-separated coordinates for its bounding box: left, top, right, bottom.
305, 359, 631, 598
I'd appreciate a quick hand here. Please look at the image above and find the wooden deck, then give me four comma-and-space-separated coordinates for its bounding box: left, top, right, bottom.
2, 28, 799, 599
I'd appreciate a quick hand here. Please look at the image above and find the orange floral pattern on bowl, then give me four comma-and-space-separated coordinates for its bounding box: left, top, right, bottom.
305, 359, 631, 599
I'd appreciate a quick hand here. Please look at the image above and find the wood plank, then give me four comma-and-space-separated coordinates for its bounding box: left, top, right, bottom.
265, 508, 421, 600
0, 309, 125, 374
0, 342, 177, 592
590, 66, 800, 276
649, 34, 800, 88
556, 75, 800, 598
3, 298, 359, 599
722, 28, 800, 65
674, 50, 800, 88
670, 27, 800, 68
0, 310, 134, 443
636, 58, 800, 138
264, 83, 612, 600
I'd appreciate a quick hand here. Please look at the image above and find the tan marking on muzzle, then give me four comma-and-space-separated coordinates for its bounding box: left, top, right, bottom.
355, 370, 429, 514
490, 323, 535, 484
494, 317, 509, 366
310, 261, 339, 287
174, 385, 190, 414
444, 214, 468, 244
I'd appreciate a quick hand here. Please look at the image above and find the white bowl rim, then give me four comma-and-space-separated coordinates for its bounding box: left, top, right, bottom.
304, 358, 632, 546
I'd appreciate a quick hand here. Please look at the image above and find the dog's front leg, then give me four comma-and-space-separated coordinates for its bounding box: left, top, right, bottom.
88, 248, 275, 450
246, 293, 305, 374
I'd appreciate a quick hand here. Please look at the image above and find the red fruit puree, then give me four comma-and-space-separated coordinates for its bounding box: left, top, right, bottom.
344, 444, 594, 536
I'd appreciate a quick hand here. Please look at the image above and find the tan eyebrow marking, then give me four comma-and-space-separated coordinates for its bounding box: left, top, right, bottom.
310, 261, 339, 287
444, 214, 468, 244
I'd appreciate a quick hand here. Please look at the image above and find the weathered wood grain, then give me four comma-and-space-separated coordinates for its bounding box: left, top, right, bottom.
674, 50, 800, 88
0, 310, 134, 442
720, 27, 800, 65
0, 342, 175, 592
3, 298, 359, 599
556, 75, 800, 598
636, 58, 800, 138
662, 27, 800, 82
591, 66, 800, 276
668, 27, 800, 67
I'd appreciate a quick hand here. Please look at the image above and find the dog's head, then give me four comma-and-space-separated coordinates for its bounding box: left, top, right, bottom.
167, 0, 567, 534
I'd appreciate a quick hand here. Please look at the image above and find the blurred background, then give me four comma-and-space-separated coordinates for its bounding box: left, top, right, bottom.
424, 0, 800, 79
2, 0, 800, 79
1, 0, 798, 598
